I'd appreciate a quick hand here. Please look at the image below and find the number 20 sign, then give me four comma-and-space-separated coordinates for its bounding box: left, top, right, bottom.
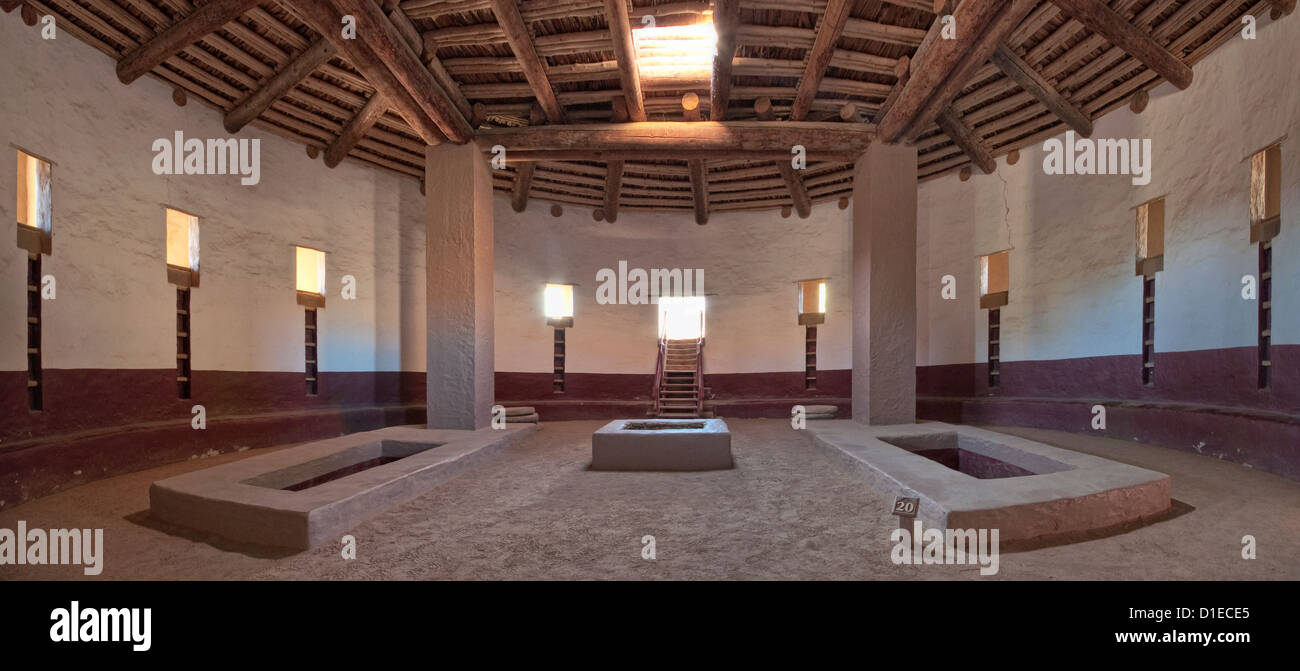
892, 496, 919, 518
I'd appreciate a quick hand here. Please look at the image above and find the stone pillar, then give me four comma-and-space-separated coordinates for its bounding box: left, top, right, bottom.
852, 142, 917, 425
425, 142, 494, 430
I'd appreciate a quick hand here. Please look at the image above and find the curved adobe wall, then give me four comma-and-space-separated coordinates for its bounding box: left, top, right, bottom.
914, 15, 1300, 481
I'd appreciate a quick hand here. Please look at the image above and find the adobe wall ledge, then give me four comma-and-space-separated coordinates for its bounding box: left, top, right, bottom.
918, 396, 1300, 482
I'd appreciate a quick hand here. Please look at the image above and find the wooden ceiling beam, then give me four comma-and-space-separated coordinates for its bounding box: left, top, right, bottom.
116, 0, 263, 84
604, 160, 624, 222
224, 38, 336, 133
1050, 0, 1193, 90
776, 162, 812, 218
989, 43, 1093, 137
329, 0, 474, 142
711, 0, 742, 121
791, 0, 854, 121
478, 121, 873, 159
2, 0, 23, 12
689, 160, 709, 225
934, 107, 996, 174
511, 163, 536, 212
325, 93, 389, 168
603, 0, 646, 122
877, 0, 1037, 142
489, 0, 567, 122
291, 0, 449, 145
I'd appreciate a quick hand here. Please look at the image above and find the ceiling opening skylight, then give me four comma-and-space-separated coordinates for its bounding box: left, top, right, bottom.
631, 15, 718, 88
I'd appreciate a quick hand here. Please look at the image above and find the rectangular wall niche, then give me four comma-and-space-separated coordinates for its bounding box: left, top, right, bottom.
979, 252, 1009, 389
296, 246, 326, 395
544, 284, 574, 392
167, 208, 200, 399
17, 150, 52, 411
16, 150, 52, 254
1136, 198, 1164, 385
797, 279, 827, 389
1250, 144, 1281, 389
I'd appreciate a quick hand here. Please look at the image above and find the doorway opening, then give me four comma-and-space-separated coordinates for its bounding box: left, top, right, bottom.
658, 296, 706, 341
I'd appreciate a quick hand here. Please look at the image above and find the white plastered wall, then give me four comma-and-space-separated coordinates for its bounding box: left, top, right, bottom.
916, 14, 1300, 368
0, 17, 427, 375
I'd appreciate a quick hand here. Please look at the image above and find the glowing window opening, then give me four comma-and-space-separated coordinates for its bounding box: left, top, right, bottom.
166, 208, 200, 272
296, 246, 326, 296
544, 283, 574, 319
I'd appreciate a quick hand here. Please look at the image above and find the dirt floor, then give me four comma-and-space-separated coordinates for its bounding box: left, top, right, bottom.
1, 419, 1297, 580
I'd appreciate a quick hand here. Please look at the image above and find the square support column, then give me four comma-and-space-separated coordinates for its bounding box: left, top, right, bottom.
852, 142, 918, 425
426, 142, 495, 429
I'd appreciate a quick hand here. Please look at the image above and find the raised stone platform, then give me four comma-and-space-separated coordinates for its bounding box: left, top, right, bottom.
592, 418, 733, 471
805, 421, 1170, 547
150, 424, 537, 550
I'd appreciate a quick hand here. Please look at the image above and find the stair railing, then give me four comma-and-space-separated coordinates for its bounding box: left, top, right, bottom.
651, 336, 667, 416
694, 335, 706, 416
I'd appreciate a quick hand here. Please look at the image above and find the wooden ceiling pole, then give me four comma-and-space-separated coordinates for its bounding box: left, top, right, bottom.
489, 0, 567, 122
330, 0, 474, 141
415, 33, 475, 123
603, 0, 646, 122
224, 38, 337, 133
116, 0, 263, 84
604, 160, 624, 222
479, 121, 873, 154
1267, 0, 1296, 15
790, 0, 854, 121
776, 162, 812, 218
710, 0, 742, 121
1050, 0, 1193, 91
689, 159, 709, 225
325, 94, 390, 168
292, 0, 448, 145
877, 0, 1035, 142
988, 43, 1093, 137
511, 163, 536, 213
935, 107, 996, 174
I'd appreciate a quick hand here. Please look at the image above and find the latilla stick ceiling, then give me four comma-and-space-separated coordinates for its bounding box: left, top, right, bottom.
10, 0, 1292, 216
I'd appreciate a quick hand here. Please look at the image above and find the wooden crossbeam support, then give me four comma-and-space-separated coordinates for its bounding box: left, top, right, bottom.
2, 0, 23, 13
1050, 0, 1193, 90
791, 0, 854, 121
989, 43, 1093, 137
116, 0, 263, 84
511, 162, 536, 213
604, 160, 624, 222
293, 0, 448, 145
711, 0, 742, 121
877, 0, 1036, 142
603, 0, 646, 122
776, 162, 812, 218
331, 0, 474, 141
224, 38, 336, 133
689, 159, 709, 225
490, 0, 566, 122
325, 93, 389, 168
1267, 0, 1296, 15
935, 107, 996, 175
478, 121, 873, 157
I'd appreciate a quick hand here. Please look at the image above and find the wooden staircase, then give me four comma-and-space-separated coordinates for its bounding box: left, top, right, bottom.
652, 338, 707, 418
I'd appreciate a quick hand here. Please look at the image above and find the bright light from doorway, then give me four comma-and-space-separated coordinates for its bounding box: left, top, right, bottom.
659, 296, 706, 341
